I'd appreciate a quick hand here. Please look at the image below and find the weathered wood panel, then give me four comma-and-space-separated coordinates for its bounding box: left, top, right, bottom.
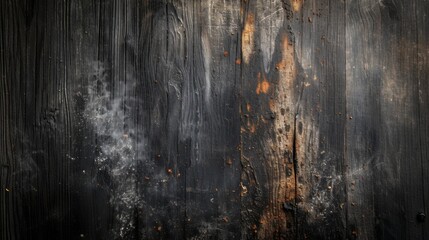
0, 0, 428, 239
346, 0, 429, 239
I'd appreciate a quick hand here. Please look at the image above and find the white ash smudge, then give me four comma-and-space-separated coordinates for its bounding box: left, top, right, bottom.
84, 62, 145, 238
201, 33, 211, 104
305, 172, 342, 222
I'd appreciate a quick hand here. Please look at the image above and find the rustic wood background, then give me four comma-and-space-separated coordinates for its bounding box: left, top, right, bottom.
1, 0, 428, 239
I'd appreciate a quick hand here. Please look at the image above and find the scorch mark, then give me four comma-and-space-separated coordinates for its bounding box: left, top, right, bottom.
257, 34, 297, 238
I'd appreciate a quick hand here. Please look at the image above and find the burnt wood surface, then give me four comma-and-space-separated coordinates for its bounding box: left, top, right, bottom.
0, 0, 428, 239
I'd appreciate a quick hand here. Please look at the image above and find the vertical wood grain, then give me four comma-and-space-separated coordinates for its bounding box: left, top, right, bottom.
346, 0, 429, 239
345, 0, 380, 237
294, 0, 347, 238
1, 0, 428, 239
181, 1, 242, 239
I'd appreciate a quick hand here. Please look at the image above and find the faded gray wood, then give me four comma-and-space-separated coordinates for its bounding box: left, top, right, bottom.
346, 0, 429, 239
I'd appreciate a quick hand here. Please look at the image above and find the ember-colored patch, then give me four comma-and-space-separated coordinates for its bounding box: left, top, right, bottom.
291, 0, 302, 12
256, 73, 270, 94
242, 13, 254, 64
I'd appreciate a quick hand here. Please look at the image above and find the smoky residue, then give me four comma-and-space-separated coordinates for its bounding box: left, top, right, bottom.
8, 130, 41, 194
84, 62, 147, 238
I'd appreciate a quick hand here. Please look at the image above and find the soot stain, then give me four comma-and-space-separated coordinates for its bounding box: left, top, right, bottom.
84, 62, 148, 238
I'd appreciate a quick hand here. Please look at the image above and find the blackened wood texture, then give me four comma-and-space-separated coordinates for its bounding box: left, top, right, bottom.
345, 0, 429, 239
0, 0, 428, 240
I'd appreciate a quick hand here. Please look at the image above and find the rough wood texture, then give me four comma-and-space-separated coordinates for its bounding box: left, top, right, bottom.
0, 0, 428, 239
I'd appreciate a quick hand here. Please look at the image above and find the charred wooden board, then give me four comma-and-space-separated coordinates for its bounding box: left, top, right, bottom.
0, 0, 428, 239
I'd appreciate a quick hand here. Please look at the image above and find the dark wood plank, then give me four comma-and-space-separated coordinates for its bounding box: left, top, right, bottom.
178, 1, 242, 239
70, 1, 114, 239
1, 0, 75, 239
418, 1, 429, 237
345, 0, 385, 237
294, 0, 347, 239
346, 0, 428, 239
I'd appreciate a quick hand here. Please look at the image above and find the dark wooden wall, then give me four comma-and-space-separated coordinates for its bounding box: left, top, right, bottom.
1, 0, 428, 239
